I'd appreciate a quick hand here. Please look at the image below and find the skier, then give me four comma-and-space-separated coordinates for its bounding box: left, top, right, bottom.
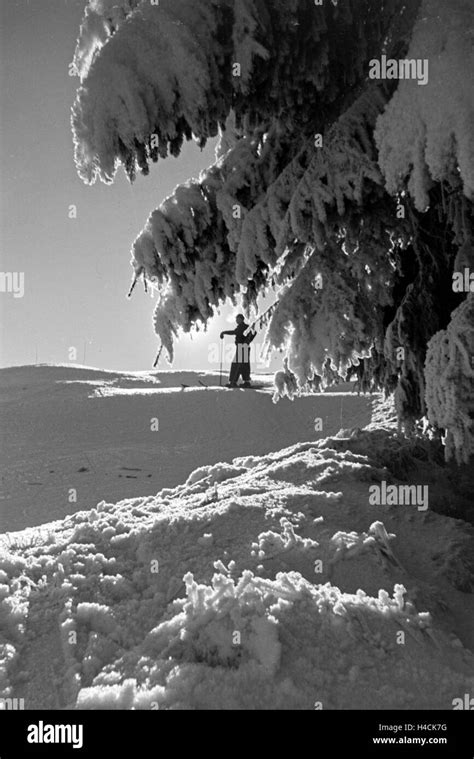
220, 314, 257, 387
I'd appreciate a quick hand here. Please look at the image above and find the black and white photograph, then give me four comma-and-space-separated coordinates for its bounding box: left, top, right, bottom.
0, 0, 473, 750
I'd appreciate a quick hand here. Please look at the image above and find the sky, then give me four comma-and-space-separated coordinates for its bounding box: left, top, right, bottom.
0, 0, 278, 375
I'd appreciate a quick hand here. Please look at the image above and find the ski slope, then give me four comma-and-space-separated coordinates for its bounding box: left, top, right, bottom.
0, 365, 473, 710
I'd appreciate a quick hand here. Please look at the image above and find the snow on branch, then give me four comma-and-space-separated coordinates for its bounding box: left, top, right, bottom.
375, 0, 474, 210
72, 0, 406, 184
425, 294, 474, 464
72, 0, 229, 184
72, 0, 141, 80
266, 247, 377, 385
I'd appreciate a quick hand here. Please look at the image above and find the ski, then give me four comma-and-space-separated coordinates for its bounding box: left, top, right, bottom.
225, 383, 267, 390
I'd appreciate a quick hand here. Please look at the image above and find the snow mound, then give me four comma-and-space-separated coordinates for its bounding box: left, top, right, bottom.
76, 572, 466, 711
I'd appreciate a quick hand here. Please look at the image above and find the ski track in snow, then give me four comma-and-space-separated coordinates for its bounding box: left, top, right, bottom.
0, 365, 473, 710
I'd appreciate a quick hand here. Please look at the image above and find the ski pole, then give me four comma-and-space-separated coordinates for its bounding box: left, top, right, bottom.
219, 338, 223, 386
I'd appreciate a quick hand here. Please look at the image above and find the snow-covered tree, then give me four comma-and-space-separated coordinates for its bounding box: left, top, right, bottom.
71, 0, 474, 460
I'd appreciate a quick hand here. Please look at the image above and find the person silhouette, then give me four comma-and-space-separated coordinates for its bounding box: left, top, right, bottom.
220, 314, 256, 387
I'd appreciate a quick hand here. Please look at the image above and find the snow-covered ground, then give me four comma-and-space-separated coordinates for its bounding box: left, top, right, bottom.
0, 365, 374, 534
0, 365, 473, 710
